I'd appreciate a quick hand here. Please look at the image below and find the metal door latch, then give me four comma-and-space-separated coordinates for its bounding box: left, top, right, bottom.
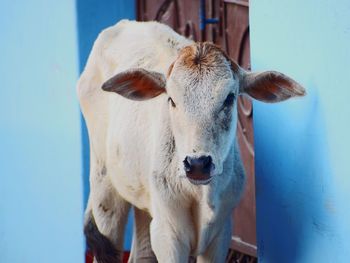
199, 0, 219, 30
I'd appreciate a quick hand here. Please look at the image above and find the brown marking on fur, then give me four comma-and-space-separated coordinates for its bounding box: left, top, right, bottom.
126, 185, 137, 193
115, 146, 120, 157
242, 71, 306, 103
102, 68, 166, 101
167, 61, 175, 78
101, 166, 107, 176
96, 166, 107, 183
99, 203, 109, 213
167, 38, 179, 49
178, 45, 197, 69
84, 213, 122, 263
177, 42, 240, 74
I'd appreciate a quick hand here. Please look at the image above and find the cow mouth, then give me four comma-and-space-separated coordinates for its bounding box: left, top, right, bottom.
186, 173, 213, 185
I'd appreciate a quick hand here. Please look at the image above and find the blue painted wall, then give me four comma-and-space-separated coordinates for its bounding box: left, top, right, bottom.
250, 1, 350, 262
76, 0, 136, 250
0, 1, 84, 263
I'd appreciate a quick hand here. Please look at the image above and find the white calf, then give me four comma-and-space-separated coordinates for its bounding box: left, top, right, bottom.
77, 20, 305, 263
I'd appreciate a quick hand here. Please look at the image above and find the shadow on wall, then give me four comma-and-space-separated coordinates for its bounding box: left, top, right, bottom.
75, 0, 135, 251
254, 87, 336, 263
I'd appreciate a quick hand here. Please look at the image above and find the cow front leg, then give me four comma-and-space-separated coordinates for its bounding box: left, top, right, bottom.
150, 207, 194, 263
84, 169, 130, 263
128, 207, 157, 263
196, 220, 232, 263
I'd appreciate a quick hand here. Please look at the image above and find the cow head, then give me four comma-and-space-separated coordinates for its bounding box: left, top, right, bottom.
102, 42, 305, 185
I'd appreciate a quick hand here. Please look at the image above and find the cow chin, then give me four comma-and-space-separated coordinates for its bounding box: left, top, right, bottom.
188, 176, 213, 185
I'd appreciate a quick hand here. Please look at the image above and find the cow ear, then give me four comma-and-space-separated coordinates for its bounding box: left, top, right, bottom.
240, 70, 306, 103
102, 68, 166, 101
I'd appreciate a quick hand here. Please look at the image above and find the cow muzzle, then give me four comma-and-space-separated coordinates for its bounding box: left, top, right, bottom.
183, 155, 215, 185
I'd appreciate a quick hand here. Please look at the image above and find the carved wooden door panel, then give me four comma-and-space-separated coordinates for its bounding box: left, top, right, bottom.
137, 0, 202, 41
137, 0, 257, 261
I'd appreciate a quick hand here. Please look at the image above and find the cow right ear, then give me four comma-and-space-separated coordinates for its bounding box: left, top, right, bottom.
239, 70, 305, 103
102, 68, 166, 101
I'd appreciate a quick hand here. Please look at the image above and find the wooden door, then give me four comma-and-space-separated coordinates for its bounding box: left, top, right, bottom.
137, 0, 201, 41
137, 1, 257, 261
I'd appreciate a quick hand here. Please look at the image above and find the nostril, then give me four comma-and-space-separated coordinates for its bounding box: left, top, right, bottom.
198, 156, 212, 173
199, 155, 212, 166
183, 156, 192, 172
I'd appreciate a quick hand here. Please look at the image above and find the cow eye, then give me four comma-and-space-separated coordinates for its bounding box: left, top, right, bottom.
168, 97, 176, 108
223, 93, 235, 108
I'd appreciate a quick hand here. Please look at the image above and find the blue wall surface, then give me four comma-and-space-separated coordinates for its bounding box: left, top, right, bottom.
0, 1, 84, 263
250, 0, 350, 262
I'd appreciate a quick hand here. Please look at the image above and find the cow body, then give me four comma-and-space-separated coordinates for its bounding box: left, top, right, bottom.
78, 20, 305, 263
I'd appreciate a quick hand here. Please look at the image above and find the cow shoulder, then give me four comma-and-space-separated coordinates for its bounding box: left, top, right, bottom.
77, 20, 130, 105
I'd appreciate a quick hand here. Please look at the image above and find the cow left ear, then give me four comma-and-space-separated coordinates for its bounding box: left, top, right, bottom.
239, 70, 306, 103
102, 68, 166, 101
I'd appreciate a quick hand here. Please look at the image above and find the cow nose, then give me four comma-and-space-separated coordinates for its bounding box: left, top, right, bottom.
183, 155, 213, 174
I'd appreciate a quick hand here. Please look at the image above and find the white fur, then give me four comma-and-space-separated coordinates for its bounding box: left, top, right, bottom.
78, 20, 246, 263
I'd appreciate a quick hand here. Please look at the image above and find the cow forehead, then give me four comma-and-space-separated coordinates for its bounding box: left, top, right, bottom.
176, 42, 237, 73
167, 42, 237, 107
